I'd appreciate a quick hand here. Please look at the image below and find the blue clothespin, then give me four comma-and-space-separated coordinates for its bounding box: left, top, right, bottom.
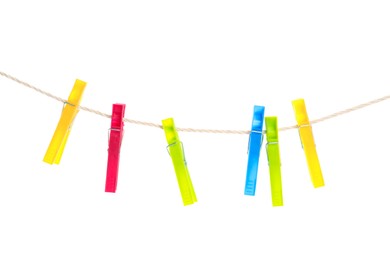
244, 105, 265, 196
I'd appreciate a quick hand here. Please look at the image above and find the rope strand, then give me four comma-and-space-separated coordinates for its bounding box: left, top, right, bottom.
1, 70, 389, 134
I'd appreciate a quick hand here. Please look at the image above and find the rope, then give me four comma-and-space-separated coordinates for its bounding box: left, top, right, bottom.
1, 70, 389, 134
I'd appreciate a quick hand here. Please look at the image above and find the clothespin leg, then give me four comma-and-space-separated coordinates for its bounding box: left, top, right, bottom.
54, 126, 71, 164
187, 169, 197, 203
301, 127, 324, 187
270, 162, 283, 206
169, 145, 196, 205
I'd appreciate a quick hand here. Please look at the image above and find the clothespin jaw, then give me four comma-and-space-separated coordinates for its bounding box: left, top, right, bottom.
162, 118, 197, 206
105, 104, 126, 193
265, 117, 283, 206
292, 99, 324, 188
244, 105, 265, 196
43, 79, 87, 165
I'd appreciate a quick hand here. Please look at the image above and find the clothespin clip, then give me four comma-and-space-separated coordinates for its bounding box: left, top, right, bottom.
292, 99, 324, 188
105, 104, 126, 193
43, 79, 87, 164
265, 117, 283, 206
245, 105, 265, 196
162, 118, 197, 206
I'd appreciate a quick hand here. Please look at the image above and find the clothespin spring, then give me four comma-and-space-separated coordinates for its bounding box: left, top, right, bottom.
247, 130, 264, 154
61, 101, 78, 130
266, 141, 279, 165
297, 123, 316, 149
107, 128, 123, 147
166, 141, 188, 166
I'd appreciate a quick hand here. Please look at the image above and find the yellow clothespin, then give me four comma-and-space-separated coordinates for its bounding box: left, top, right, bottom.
43, 79, 87, 165
292, 99, 324, 188
162, 118, 197, 206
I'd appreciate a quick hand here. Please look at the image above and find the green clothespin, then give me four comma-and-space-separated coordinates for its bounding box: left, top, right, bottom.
162, 118, 197, 206
265, 117, 283, 207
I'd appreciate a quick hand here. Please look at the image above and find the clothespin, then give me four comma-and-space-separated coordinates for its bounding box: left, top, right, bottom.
162, 118, 197, 206
245, 105, 265, 196
105, 104, 126, 193
43, 79, 87, 164
265, 117, 283, 206
292, 99, 324, 188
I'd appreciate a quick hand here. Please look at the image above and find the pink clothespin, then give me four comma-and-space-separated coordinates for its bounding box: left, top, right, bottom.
105, 104, 126, 193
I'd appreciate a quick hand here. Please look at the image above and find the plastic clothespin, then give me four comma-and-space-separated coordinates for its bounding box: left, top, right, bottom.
162, 118, 197, 206
265, 117, 283, 207
105, 104, 126, 193
292, 99, 324, 188
43, 79, 87, 165
244, 105, 265, 196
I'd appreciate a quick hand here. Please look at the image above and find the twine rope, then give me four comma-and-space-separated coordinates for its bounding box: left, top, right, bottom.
1, 70, 389, 134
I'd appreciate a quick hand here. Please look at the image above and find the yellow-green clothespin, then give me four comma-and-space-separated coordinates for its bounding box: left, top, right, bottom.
162, 118, 197, 206
43, 79, 87, 164
265, 117, 283, 207
292, 99, 324, 188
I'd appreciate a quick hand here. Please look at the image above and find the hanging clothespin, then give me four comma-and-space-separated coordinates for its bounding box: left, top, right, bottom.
162, 118, 197, 206
265, 117, 283, 206
292, 99, 324, 188
105, 104, 126, 193
43, 79, 87, 165
245, 105, 265, 196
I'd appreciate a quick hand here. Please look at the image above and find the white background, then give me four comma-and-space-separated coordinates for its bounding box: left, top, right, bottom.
1, 1, 390, 259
